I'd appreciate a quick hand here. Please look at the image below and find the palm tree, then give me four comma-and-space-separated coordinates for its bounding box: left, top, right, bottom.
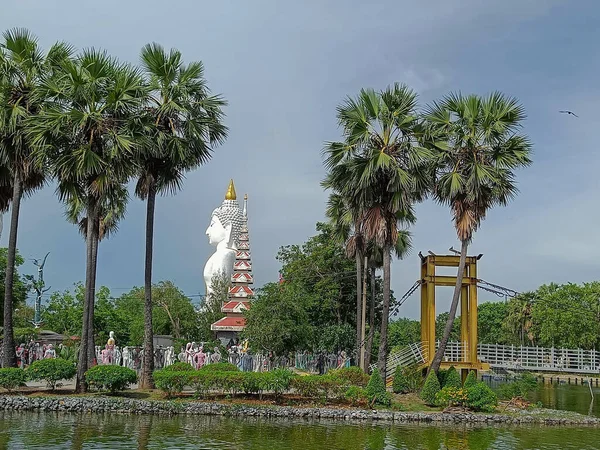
29, 50, 145, 390
324, 84, 430, 377
0, 29, 72, 367
424, 92, 532, 374
136, 43, 227, 388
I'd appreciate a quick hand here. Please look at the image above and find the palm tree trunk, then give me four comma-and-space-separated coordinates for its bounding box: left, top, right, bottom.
87, 220, 99, 367
76, 202, 97, 393
377, 245, 392, 378
141, 182, 156, 389
428, 239, 469, 374
365, 266, 376, 369
2, 174, 23, 368
360, 256, 368, 370
355, 251, 362, 367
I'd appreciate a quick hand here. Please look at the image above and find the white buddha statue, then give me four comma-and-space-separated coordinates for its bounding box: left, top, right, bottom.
203, 179, 244, 297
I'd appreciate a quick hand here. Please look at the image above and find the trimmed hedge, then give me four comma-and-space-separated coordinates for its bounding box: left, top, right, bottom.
392, 365, 409, 394
162, 362, 194, 372
463, 370, 477, 389
199, 362, 239, 372
466, 382, 498, 412
444, 366, 461, 389
0, 368, 27, 392
366, 368, 391, 406
26, 358, 76, 390
420, 371, 441, 406
85, 365, 137, 393
328, 367, 369, 387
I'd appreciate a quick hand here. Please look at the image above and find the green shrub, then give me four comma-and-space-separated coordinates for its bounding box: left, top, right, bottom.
162, 362, 194, 372
85, 365, 137, 393
444, 366, 461, 389
463, 370, 477, 389
267, 369, 294, 400
420, 370, 441, 406
199, 362, 239, 372
26, 358, 76, 390
292, 375, 321, 398
466, 381, 497, 412
366, 368, 391, 406
392, 365, 409, 394
498, 372, 539, 400
154, 370, 194, 397
329, 367, 369, 386
436, 369, 448, 387
0, 368, 27, 392
241, 372, 263, 395
345, 386, 368, 407
435, 386, 467, 408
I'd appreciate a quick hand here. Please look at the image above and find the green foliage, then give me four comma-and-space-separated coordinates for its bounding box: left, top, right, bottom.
444, 366, 461, 389
435, 313, 460, 343
388, 319, 420, 350
435, 386, 467, 408
392, 365, 409, 394
267, 368, 294, 399
85, 365, 137, 393
344, 386, 368, 407
366, 368, 391, 406
199, 362, 238, 372
0, 248, 33, 326
328, 366, 369, 387
477, 301, 509, 344
466, 382, 498, 412
26, 358, 76, 390
153, 370, 193, 397
163, 362, 194, 372
498, 372, 539, 400
0, 368, 27, 392
436, 369, 448, 388
463, 370, 477, 389
420, 371, 441, 406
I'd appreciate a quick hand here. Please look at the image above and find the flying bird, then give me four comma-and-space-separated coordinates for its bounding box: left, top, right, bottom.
559, 110, 579, 117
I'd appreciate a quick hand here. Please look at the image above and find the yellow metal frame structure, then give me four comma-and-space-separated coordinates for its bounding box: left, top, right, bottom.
420, 254, 489, 375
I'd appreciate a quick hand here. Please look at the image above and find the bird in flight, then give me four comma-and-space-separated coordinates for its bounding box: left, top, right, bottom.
559, 110, 579, 117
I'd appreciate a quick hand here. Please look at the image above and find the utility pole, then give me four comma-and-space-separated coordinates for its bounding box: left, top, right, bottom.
31, 252, 50, 329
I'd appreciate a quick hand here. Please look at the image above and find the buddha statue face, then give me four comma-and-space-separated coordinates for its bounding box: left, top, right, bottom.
206, 180, 244, 250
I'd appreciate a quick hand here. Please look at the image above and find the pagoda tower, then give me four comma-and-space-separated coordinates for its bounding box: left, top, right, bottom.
211, 193, 253, 343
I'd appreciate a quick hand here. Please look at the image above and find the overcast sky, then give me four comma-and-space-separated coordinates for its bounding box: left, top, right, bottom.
1, 1, 598, 318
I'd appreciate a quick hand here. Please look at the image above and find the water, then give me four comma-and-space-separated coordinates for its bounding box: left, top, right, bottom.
0, 411, 598, 449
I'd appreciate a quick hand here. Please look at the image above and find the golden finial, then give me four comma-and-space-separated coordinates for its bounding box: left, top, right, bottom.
244, 193, 248, 200
225, 179, 237, 200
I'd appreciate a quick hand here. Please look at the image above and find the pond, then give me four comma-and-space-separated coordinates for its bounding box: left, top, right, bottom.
0, 411, 598, 449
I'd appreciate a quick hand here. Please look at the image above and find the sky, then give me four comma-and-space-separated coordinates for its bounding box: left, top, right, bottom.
1, 0, 599, 318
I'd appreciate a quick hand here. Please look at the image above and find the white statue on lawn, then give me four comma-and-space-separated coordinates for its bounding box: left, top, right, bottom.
203, 179, 244, 297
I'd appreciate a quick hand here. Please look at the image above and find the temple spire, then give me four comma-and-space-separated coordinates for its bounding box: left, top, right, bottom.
225, 179, 237, 200
243, 193, 248, 218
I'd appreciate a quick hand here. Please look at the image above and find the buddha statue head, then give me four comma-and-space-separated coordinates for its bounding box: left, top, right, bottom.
206, 179, 244, 250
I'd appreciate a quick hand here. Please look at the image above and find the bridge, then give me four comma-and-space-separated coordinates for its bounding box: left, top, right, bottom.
375, 341, 600, 380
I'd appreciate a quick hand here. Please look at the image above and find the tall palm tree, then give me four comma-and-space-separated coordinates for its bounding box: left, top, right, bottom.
424, 92, 532, 374
136, 43, 227, 388
0, 29, 72, 367
324, 185, 365, 368
324, 84, 430, 377
29, 50, 145, 391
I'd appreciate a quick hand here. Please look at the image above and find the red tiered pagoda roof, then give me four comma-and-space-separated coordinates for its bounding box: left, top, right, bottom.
211, 316, 246, 331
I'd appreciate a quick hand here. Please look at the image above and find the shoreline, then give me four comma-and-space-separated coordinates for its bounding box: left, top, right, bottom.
0, 395, 598, 426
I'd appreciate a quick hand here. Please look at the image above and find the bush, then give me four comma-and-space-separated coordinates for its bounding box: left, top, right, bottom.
329, 366, 369, 387
154, 370, 194, 397
463, 370, 477, 389
292, 375, 321, 398
199, 362, 239, 372
162, 362, 194, 372
420, 371, 441, 406
435, 386, 467, 408
498, 372, 539, 400
436, 369, 448, 387
266, 368, 294, 400
26, 358, 76, 390
366, 368, 391, 406
466, 381, 498, 412
392, 365, 409, 394
444, 366, 461, 389
85, 365, 137, 393
0, 368, 27, 392
345, 386, 368, 407
241, 372, 263, 396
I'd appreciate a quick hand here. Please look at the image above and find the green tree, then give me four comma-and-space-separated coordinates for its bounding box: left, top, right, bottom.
388, 318, 420, 350
0, 248, 32, 323
424, 92, 532, 374
242, 282, 311, 354
435, 312, 460, 343
197, 273, 227, 343
503, 292, 535, 346
0, 29, 71, 366
477, 301, 508, 344
324, 83, 429, 376
41, 284, 84, 336
135, 43, 227, 388
30, 50, 145, 391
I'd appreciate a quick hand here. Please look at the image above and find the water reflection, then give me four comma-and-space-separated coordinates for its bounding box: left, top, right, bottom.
0, 411, 598, 449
